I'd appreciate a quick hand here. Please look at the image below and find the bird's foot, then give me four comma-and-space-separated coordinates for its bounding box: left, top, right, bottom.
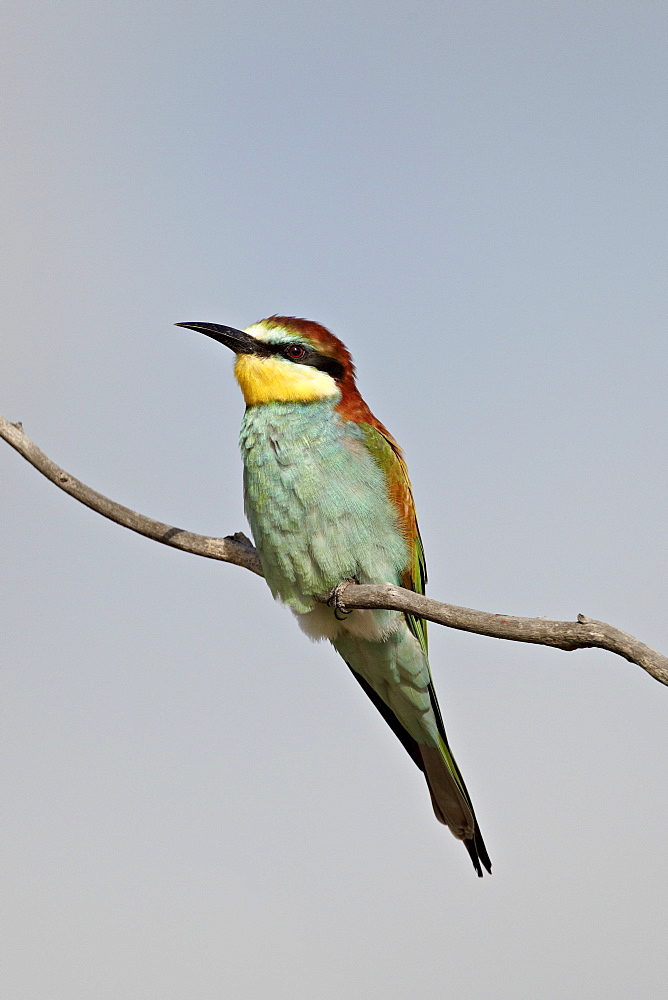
327, 578, 357, 620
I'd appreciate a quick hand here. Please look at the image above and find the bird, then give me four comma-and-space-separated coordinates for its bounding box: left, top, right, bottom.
177, 315, 491, 877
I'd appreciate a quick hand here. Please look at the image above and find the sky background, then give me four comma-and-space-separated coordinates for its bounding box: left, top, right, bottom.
2, 2, 667, 997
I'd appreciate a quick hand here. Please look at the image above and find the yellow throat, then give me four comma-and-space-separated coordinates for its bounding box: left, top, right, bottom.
234, 353, 339, 406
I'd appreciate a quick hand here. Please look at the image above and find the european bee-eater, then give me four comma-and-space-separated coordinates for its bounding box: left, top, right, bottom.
178, 316, 491, 876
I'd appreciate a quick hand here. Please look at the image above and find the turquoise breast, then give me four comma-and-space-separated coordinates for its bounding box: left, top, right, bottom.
240, 401, 410, 614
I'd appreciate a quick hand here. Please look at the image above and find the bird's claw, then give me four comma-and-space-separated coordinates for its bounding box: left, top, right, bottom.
327, 578, 357, 620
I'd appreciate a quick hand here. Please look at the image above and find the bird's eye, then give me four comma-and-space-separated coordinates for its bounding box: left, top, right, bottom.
284, 344, 306, 361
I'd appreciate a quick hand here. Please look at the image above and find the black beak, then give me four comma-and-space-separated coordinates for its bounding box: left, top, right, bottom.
175, 322, 264, 356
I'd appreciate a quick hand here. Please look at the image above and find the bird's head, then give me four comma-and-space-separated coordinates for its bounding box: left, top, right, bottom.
178, 315, 397, 441
177, 315, 356, 407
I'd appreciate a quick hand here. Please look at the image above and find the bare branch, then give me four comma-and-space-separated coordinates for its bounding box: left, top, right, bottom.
2, 413, 666, 686
0, 414, 262, 575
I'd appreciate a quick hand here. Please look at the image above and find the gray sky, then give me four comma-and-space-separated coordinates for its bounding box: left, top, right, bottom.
2, 2, 667, 997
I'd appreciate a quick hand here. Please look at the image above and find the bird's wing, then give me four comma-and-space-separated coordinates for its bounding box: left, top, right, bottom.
357, 422, 428, 651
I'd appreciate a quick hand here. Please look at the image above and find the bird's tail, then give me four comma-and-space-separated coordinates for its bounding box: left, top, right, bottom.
419, 684, 491, 877
336, 631, 491, 877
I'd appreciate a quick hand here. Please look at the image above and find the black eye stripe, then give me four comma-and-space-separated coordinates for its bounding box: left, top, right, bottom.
311, 353, 345, 380
264, 341, 345, 381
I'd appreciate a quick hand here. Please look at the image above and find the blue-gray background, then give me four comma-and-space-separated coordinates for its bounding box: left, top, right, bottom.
2, 2, 666, 997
